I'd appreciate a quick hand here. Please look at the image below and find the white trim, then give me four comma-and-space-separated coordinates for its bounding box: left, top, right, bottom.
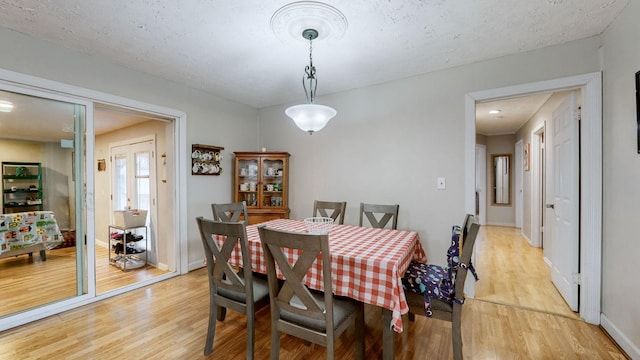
486, 222, 517, 227
465, 72, 602, 324
531, 124, 545, 248
515, 139, 523, 229
177, 113, 188, 274
475, 144, 487, 225
601, 314, 638, 359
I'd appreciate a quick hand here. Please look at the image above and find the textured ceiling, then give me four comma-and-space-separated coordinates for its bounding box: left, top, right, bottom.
0, 0, 629, 110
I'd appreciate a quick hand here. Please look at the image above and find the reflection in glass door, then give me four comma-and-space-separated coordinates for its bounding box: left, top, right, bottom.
0, 89, 89, 325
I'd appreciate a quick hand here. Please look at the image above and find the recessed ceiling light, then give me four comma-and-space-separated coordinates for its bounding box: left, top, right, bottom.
489, 109, 501, 114
0, 100, 14, 113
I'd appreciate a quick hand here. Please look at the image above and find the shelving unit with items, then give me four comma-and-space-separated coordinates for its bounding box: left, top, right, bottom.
2, 162, 44, 214
109, 209, 148, 271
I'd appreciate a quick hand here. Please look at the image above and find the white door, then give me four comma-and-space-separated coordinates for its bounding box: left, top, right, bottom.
111, 139, 157, 258
515, 140, 523, 229
546, 91, 579, 311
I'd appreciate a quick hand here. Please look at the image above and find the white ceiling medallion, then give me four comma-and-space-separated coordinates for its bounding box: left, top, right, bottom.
270, 1, 348, 44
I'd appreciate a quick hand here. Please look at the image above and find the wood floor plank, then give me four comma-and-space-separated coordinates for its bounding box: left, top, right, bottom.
474, 225, 580, 318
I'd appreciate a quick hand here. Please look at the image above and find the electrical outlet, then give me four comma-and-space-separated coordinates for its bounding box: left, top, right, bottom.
437, 177, 446, 190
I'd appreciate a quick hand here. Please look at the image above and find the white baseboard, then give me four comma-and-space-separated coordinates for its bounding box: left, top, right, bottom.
189, 258, 206, 272
601, 314, 639, 359
543, 256, 551, 267
486, 222, 516, 227
521, 231, 533, 246
95, 239, 108, 248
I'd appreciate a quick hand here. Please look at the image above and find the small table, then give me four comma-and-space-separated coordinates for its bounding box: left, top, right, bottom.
219, 218, 426, 359
0, 211, 63, 260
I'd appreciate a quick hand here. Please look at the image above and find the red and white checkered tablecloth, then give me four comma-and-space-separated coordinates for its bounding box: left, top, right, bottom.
216, 218, 426, 333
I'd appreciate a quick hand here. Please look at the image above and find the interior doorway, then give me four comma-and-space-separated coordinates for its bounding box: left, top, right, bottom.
465, 72, 602, 324
94, 106, 176, 294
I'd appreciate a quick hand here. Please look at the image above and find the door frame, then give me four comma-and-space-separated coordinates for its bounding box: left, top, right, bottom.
0, 67, 188, 330
475, 144, 487, 225
465, 72, 602, 324
531, 124, 545, 249
514, 139, 523, 229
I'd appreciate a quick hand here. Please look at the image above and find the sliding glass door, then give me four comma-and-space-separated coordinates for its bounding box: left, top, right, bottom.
0, 87, 91, 327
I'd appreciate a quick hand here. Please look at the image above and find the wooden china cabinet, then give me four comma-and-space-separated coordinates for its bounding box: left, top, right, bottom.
233, 151, 290, 224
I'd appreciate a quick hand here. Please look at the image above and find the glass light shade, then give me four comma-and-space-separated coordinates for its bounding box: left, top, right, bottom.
285, 103, 337, 134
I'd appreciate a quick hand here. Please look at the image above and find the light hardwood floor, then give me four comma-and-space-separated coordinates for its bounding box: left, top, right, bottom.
475, 225, 579, 318
0, 267, 626, 359
0, 225, 628, 359
0, 245, 169, 317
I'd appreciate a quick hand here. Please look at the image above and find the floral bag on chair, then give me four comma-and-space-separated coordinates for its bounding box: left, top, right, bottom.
402, 225, 478, 317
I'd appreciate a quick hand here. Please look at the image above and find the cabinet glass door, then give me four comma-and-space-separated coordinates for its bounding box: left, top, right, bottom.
237, 158, 258, 206
261, 158, 284, 208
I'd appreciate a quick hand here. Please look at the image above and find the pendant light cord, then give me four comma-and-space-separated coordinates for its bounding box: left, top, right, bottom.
303, 31, 317, 103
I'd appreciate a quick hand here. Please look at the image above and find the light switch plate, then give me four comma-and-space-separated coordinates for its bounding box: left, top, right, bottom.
437, 177, 446, 190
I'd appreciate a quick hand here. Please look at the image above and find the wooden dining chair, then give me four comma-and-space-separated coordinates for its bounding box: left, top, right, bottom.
258, 225, 365, 360
358, 203, 400, 229
196, 217, 269, 359
313, 200, 347, 224
211, 201, 248, 226
403, 215, 480, 360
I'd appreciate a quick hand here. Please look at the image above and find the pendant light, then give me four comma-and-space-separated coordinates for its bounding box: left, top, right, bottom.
285, 28, 337, 135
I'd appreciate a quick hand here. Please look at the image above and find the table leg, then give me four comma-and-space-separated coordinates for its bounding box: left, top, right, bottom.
382, 308, 394, 360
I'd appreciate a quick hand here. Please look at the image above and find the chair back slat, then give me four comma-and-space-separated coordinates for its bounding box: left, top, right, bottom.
359, 203, 399, 229
453, 219, 480, 301
212, 201, 248, 226
196, 217, 251, 295
259, 225, 334, 323
313, 200, 347, 224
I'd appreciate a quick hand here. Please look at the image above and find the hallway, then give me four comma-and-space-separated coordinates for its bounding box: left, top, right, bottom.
474, 225, 579, 319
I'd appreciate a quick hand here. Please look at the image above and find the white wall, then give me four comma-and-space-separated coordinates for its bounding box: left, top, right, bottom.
258, 36, 602, 264
0, 27, 259, 271
600, 0, 640, 357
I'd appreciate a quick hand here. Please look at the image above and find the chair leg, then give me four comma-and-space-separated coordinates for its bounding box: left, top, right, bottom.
246, 312, 255, 360
355, 302, 365, 360
327, 340, 335, 360
216, 305, 227, 321
204, 297, 217, 355
270, 329, 280, 360
408, 311, 416, 322
452, 304, 463, 360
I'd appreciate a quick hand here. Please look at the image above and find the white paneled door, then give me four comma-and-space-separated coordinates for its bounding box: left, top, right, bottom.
547, 91, 579, 311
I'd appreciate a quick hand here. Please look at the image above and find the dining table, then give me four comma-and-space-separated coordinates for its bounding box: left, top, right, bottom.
216, 218, 426, 359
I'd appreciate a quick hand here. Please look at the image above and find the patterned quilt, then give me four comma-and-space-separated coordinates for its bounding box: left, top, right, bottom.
0, 211, 64, 254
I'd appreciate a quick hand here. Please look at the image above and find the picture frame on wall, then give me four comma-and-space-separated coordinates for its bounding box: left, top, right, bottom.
524, 143, 530, 171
